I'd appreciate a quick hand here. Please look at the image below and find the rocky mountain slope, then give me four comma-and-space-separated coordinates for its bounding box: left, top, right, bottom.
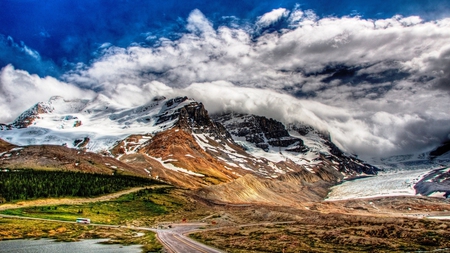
213, 112, 378, 176
2, 94, 449, 202
197, 169, 340, 208
0, 142, 147, 176
368, 137, 450, 170
0, 95, 386, 204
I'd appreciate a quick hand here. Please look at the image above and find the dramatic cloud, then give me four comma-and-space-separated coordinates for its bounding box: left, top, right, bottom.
174, 82, 450, 158
2, 7, 450, 159
65, 10, 450, 90
0, 65, 95, 122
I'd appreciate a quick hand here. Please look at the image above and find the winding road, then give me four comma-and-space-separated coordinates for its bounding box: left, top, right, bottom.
156, 223, 223, 253
0, 186, 224, 253
0, 214, 223, 253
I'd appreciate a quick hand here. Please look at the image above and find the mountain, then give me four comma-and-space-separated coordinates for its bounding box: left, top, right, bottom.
367, 136, 450, 170
0, 95, 380, 198
0, 142, 148, 176
430, 140, 450, 161
213, 112, 378, 176
3, 94, 450, 203
197, 169, 340, 208
0, 138, 15, 152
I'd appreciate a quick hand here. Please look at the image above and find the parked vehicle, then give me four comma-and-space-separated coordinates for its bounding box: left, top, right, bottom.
76, 218, 91, 224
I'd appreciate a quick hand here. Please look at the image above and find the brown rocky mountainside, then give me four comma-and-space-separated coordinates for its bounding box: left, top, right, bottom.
0, 139, 16, 152
197, 172, 336, 208
117, 127, 251, 188
0, 141, 146, 177
109, 98, 351, 194
0, 96, 383, 206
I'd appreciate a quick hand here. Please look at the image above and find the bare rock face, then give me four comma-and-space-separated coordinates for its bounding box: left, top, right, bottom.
414, 167, 450, 198
214, 113, 378, 177
73, 120, 82, 127
9, 102, 53, 128
213, 113, 307, 152
177, 102, 234, 142
430, 140, 450, 160
155, 96, 190, 125
155, 97, 234, 142
0, 124, 11, 131
73, 137, 90, 148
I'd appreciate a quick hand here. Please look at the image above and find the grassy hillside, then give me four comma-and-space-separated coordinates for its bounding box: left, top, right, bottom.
0, 187, 202, 225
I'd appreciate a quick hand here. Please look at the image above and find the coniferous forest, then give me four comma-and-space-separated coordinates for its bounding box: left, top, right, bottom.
0, 170, 162, 202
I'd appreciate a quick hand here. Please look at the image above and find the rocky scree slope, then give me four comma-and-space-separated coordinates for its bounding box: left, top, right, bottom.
0, 96, 380, 203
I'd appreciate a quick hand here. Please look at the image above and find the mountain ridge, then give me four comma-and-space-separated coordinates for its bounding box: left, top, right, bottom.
1, 95, 450, 202
14, 95, 450, 204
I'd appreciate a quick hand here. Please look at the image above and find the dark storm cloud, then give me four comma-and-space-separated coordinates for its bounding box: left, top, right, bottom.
425, 48, 450, 91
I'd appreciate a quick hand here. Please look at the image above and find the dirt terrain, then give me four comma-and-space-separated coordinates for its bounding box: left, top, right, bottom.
321, 196, 450, 218
1, 175, 450, 252
187, 196, 450, 253
2, 137, 450, 252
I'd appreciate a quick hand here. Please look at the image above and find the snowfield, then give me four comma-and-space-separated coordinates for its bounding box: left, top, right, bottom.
326, 168, 431, 201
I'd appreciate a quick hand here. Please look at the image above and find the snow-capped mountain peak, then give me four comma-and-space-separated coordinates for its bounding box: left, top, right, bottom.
0, 95, 195, 152
0, 95, 382, 190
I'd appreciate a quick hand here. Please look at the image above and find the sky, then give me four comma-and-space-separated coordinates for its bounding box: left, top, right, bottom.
1, 0, 450, 159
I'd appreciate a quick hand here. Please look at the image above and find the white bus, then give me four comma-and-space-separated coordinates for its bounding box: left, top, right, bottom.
76, 218, 91, 224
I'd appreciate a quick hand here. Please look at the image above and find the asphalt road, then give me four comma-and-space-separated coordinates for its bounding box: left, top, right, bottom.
157, 224, 224, 253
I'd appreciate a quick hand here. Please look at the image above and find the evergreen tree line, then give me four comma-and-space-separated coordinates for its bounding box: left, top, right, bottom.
0, 170, 161, 202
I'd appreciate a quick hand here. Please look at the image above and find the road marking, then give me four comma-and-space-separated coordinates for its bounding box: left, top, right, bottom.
172, 233, 212, 253
156, 233, 176, 253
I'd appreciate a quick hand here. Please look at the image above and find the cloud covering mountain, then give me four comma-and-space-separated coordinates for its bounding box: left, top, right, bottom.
1, 3, 450, 159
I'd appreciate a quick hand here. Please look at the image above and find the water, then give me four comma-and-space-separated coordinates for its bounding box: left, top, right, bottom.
0, 239, 142, 253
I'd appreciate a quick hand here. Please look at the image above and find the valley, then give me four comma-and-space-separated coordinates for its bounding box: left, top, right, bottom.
0, 95, 450, 252
2, 192, 449, 252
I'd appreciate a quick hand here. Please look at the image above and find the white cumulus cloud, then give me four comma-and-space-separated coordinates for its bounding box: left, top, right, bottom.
3, 8, 450, 159
0, 65, 95, 123
255, 8, 290, 30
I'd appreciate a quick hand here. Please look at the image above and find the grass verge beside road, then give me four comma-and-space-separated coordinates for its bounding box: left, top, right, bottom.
0, 217, 163, 252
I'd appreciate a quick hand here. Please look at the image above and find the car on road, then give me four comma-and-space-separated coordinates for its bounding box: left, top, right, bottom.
76, 218, 91, 224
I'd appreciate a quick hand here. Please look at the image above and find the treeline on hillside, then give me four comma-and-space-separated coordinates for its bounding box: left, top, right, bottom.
0, 170, 162, 202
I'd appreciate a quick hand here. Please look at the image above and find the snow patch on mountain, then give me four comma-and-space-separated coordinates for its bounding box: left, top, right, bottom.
154, 157, 205, 177
0, 96, 193, 153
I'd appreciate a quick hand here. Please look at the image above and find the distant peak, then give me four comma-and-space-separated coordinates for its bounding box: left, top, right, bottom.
10, 102, 53, 128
